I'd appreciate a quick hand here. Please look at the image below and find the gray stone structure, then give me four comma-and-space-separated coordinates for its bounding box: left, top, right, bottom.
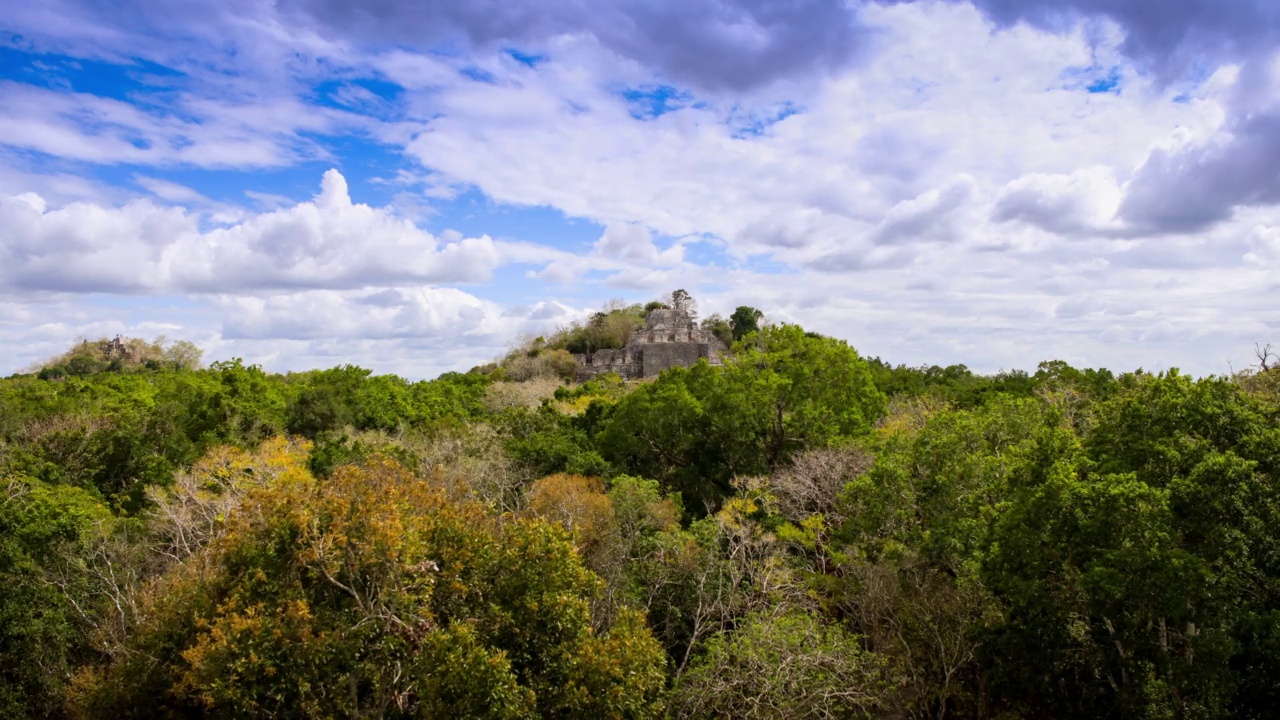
573, 308, 728, 380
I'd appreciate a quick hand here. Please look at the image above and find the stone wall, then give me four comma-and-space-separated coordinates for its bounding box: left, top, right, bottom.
575, 348, 640, 380
572, 307, 729, 381
640, 343, 705, 378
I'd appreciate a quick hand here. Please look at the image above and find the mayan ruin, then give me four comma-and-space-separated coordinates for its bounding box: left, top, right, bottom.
572, 306, 729, 380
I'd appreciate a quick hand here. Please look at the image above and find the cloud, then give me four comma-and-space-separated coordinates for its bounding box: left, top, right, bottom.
0, 282, 587, 380
912, 0, 1280, 236
1118, 108, 1280, 233
399, 2, 1200, 259
919, 0, 1280, 80
134, 176, 211, 204
993, 167, 1123, 236
215, 288, 585, 376
277, 0, 868, 92
0, 82, 342, 168
593, 223, 684, 265
3, 0, 1280, 381
0, 170, 501, 293
6, 0, 869, 93
221, 286, 506, 341
1244, 225, 1280, 266
871, 175, 977, 245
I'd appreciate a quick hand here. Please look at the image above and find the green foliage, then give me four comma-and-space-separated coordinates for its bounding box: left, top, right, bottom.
203, 359, 288, 443
0, 477, 112, 718
409, 371, 491, 424
867, 358, 1036, 408
7, 331, 1280, 719
670, 610, 888, 719
728, 305, 763, 341
547, 304, 647, 355
553, 373, 629, 405
829, 370, 1280, 718
36, 336, 202, 379
980, 372, 1280, 718
501, 406, 613, 478
600, 324, 885, 510
699, 314, 733, 346
867, 357, 1126, 411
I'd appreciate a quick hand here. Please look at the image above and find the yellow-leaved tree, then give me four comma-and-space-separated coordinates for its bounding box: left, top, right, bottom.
70, 454, 666, 719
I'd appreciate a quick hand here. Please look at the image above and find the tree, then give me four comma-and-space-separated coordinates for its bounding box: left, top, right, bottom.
729, 305, 764, 341
70, 458, 667, 719
833, 395, 1061, 718
700, 314, 733, 346
719, 325, 885, 467
669, 610, 889, 719
670, 289, 696, 319
976, 373, 1280, 718
527, 473, 616, 557
599, 325, 885, 510
0, 477, 114, 718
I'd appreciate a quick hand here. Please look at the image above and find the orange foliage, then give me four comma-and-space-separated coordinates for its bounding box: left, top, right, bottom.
527, 473, 616, 553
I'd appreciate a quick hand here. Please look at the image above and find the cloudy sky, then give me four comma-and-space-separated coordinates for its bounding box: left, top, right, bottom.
2, 0, 1278, 378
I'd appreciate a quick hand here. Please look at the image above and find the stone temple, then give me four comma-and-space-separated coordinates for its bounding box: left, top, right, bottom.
573, 307, 729, 381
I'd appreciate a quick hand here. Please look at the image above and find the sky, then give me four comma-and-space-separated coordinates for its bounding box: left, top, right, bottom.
1, 0, 1278, 379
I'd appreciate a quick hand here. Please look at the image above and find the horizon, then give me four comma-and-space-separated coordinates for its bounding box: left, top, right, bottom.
2, 0, 1278, 379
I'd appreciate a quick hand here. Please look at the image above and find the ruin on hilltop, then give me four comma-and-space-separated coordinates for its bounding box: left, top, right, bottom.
572, 305, 728, 380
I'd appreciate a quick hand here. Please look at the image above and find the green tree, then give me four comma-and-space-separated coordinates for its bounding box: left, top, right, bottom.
729, 306, 763, 341
699, 314, 733, 346
0, 477, 114, 718
981, 372, 1280, 718
599, 325, 884, 509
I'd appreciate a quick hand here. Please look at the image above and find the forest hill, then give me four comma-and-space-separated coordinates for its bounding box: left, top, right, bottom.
2, 316, 1279, 719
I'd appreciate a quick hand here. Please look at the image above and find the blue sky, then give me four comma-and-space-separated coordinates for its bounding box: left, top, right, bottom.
2, 0, 1279, 378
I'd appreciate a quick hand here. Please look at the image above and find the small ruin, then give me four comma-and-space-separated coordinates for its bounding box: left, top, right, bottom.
573, 307, 728, 380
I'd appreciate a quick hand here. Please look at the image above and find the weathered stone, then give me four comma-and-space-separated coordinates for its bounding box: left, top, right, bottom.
572, 307, 727, 380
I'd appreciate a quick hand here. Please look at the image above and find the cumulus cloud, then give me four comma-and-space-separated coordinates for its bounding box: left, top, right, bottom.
0, 170, 501, 293
0, 283, 586, 379
216, 288, 585, 375
222, 286, 507, 341
399, 3, 1199, 257
4, 0, 869, 93
1244, 225, 1280, 266
993, 167, 1123, 236
1119, 108, 1280, 233
593, 223, 684, 266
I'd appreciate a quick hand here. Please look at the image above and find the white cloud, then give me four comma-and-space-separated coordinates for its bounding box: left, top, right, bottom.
593, 222, 685, 265
134, 175, 211, 205
221, 286, 508, 342
870, 175, 978, 246
396, 2, 1210, 265
1244, 225, 1280, 266
0, 170, 502, 294
993, 167, 1124, 236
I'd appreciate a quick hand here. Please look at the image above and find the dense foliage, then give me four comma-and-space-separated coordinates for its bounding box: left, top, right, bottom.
2, 316, 1280, 719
